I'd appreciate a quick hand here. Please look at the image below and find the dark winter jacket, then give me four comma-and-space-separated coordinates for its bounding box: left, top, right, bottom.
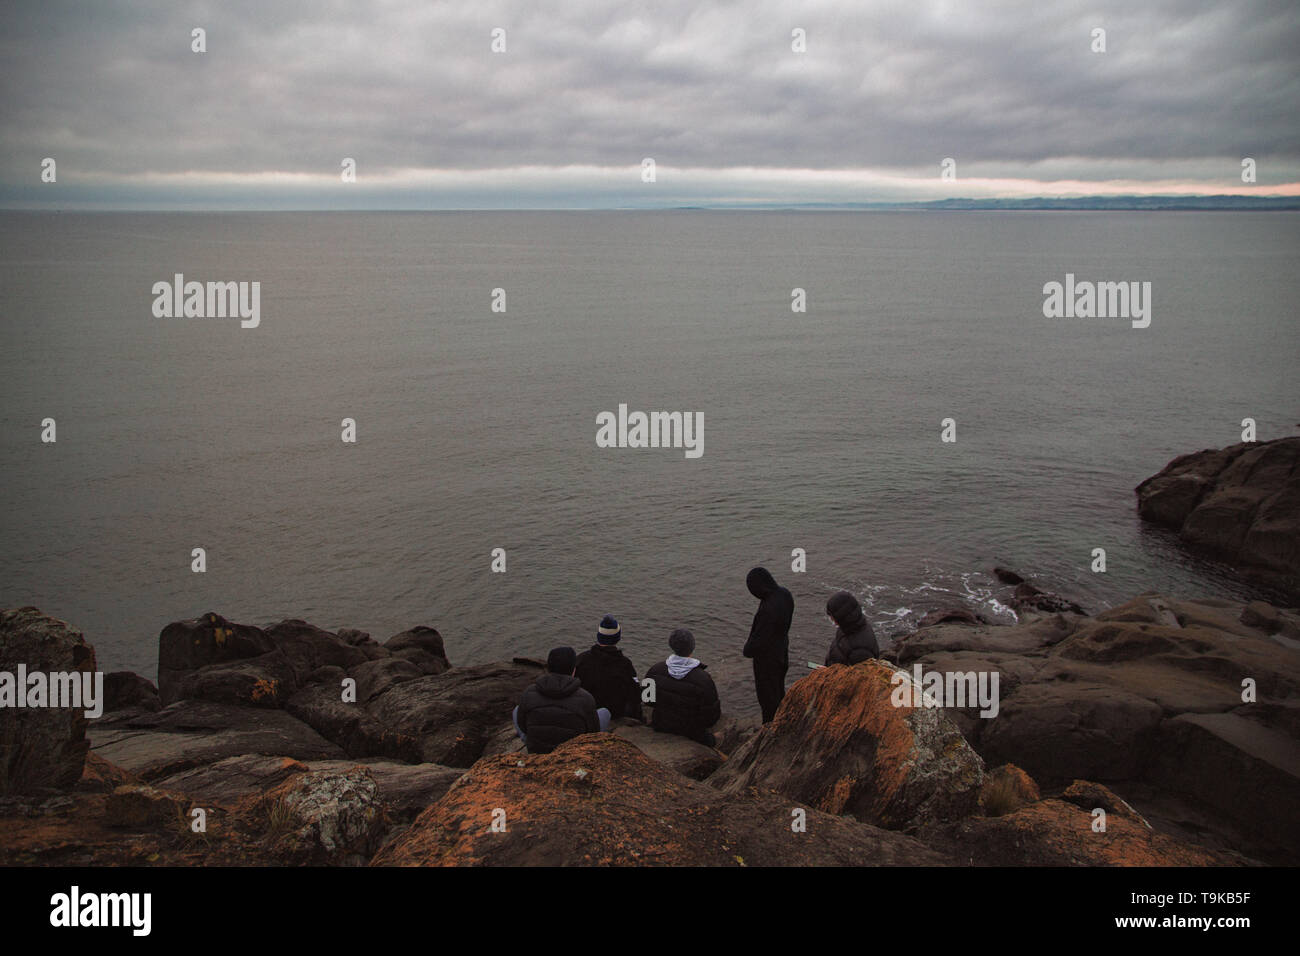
743, 567, 793, 664
516, 673, 600, 754
575, 645, 643, 719
824, 590, 879, 666
645, 659, 721, 744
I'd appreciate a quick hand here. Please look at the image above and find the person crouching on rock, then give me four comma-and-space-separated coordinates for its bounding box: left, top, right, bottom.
513, 646, 609, 754
644, 628, 721, 747
824, 590, 879, 665
743, 566, 793, 723
575, 614, 644, 721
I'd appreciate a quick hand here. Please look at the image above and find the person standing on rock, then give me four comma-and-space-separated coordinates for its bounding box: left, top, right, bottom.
575, 614, 644, 721
823, 590, 879, 665
644, 628, 721, 746
743, 566, 793, 723
513, 646, 608, 754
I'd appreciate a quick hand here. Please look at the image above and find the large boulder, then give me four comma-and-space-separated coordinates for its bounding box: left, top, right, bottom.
363, 661, 542, 766
382, 626, 451, 675
1137, 437, 1300, 598
0, 608, 97, 794
710, 660, 985, 830
372, 735, 949, 866
284, 682, 421, 762
264, 619, 373, 675
157, 612, 275, 704
166, 650, 298, 709
157, 613, 412, 708
347, 657, 424, 704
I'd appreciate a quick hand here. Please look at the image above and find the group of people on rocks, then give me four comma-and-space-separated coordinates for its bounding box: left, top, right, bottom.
512, 566, 881, 754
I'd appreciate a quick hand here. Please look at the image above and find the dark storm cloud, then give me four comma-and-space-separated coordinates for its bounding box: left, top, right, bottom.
1, 0, 1297, 203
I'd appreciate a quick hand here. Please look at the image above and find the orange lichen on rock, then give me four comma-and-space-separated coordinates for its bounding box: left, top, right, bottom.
711, 660, 984, 830
933, 799, 1248, 866
372, 735, 949, 867
250, 678, 279, 702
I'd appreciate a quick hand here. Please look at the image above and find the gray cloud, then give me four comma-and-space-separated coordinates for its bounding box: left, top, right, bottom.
1, 0, 1297, 205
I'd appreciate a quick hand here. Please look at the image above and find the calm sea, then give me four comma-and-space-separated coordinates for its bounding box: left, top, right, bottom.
2, 210, 1297, 717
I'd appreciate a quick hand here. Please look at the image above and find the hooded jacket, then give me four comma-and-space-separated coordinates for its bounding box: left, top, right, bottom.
743, 567, 794, 663
575, 644, 643, 719
516, 672, 600, 754
824, 590, 879, 665
645, 657, 721, 743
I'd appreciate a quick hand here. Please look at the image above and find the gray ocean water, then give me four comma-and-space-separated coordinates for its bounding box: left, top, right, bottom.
1, 210, 1297, 718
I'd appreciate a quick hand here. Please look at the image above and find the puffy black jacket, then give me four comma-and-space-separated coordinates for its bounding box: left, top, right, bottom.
516, 673, 600, 754
645, 660, 721, 744
824, 590, 879, 665
743, 567, 793, 664
575, 645, 643, 719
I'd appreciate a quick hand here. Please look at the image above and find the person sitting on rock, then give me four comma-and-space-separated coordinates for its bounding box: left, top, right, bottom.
643, 628, 721, 747
513, 646, 608, 754
823, 590, 879, 666
575, 614, 644, 721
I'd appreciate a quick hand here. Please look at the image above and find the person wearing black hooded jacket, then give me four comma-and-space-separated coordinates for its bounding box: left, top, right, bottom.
644, 628, 721, 746
513, 647, 605, 754
575, 614, 643, 720
742, 566, 793, 722
824, 590, 879, 665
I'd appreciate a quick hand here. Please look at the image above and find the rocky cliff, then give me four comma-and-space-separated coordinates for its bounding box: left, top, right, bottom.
4, 584, 1290, 865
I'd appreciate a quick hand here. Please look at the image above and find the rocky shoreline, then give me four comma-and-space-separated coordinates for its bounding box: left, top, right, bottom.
1, 439, 1297, 866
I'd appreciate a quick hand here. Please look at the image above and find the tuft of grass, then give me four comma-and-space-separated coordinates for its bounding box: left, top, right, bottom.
981, 774, 1027, 817
261, 795, 298, 843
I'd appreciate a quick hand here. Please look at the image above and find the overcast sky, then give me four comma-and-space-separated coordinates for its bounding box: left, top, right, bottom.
2, 0, 1298, 208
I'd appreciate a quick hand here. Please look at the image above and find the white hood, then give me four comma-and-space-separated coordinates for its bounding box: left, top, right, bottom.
666, 653, 702, 679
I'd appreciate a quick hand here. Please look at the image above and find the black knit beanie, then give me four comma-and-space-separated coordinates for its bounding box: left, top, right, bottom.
547, 646, 578, 674
668, 628, 696, 657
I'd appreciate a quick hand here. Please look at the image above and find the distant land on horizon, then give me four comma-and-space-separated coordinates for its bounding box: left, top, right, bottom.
5, 194, 1299, 213
676, 195, 1300, 212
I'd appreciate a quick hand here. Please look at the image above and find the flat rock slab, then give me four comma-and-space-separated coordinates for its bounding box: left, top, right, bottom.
153, 753, 463, 823
611, 724, 725, 780
89, 701, 344, 781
